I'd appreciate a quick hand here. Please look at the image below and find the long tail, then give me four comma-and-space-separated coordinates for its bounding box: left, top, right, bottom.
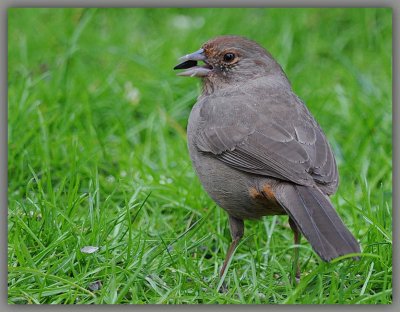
274, 183, 360, 261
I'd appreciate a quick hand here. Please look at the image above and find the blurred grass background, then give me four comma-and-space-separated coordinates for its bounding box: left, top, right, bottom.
8, 8, 392, 304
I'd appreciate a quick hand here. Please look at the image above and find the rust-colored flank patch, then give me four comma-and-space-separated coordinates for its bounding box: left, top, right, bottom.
249, 186, 262, 200
262, 184, 277, 202
249, 184, 277, 202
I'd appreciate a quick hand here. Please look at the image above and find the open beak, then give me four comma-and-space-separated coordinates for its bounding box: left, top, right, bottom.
173, 48, 212, 77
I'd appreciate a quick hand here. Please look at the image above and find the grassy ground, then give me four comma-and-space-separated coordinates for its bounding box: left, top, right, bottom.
8, 8, 392, 304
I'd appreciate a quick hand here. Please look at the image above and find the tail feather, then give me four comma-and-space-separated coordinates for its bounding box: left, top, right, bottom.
275, 183, 360, 261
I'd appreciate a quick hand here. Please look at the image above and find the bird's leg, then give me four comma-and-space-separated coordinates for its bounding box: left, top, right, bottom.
288, 217, 301, 284
219, 215, 244, 292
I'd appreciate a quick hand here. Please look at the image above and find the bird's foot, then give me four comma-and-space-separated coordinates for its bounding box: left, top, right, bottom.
218, 281, 229, 293
289, 273, 300, 285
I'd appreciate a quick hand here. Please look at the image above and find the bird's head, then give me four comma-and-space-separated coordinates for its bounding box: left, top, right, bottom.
174, 35, 289, 91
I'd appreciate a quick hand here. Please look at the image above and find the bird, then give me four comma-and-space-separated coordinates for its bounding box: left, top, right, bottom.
173, 35, 360, 287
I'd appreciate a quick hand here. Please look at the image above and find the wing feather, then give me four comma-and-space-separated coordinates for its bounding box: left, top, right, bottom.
194, 90, 338, 191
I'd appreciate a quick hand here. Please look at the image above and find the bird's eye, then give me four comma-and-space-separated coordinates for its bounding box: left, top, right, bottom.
223, 53, 235, 62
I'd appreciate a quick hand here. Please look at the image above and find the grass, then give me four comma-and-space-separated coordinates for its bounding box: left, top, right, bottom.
8, 8, 392, 304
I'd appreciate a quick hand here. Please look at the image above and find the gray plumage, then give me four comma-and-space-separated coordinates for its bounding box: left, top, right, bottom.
174, 35, 360, 273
